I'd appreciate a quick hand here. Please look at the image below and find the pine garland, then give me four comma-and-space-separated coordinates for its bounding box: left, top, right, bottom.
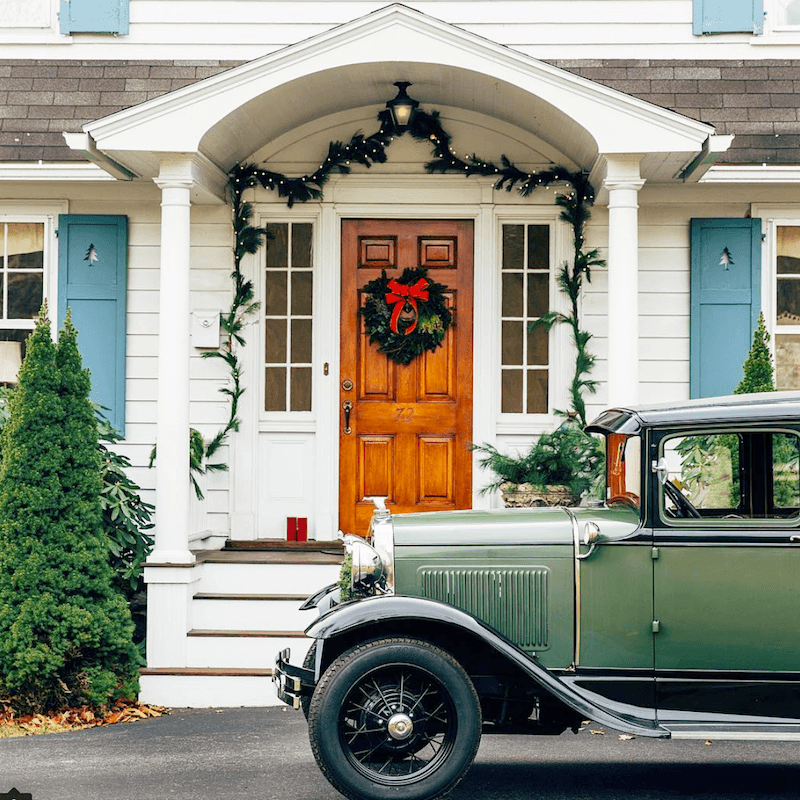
206, 101, 603, 483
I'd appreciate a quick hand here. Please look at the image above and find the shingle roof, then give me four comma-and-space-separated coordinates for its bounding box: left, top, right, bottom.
1, 58, 797, 166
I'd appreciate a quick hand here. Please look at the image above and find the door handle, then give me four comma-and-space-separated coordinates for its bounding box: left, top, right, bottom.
342, 401, 353, 435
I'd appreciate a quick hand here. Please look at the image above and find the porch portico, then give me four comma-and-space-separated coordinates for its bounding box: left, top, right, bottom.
69, 4, 727, 706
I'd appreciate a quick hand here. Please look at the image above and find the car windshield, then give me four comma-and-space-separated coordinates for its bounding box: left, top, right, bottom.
606, 433, 641, 509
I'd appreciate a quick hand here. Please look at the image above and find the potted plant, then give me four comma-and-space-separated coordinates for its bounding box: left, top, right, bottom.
474, 420, 604, 507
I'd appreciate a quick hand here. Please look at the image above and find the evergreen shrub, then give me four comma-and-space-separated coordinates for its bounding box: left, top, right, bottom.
0, 308, 138, 713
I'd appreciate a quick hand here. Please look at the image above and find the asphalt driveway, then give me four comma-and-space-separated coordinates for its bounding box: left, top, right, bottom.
2, 706, 800, 800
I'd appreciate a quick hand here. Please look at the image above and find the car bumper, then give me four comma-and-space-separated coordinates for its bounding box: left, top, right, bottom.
273, 648, 315, 709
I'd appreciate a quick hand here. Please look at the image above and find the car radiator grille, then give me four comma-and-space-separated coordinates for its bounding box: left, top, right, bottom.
419, 567, 549, 651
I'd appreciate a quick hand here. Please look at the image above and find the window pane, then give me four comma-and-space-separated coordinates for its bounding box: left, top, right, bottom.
527, 272, 549, 318
7, 223, 44, 269
265, 367, 286, 411
0, 331, 25, 384
265, 319, 287, 363
662, 433, 739, 517
290, 319, 312, 363
501, 320, 523, 365
290, 367, 312, 411
502, 273, 523, 317
773, 433, 800, 510
527, 324, 548, 365
526, 369, 548, 413
501, 369, 523, 413
502, 225, 524, 269
527, 225, 549, 270
776, 333, 800, 390
265, 223, 288, 268
291, 271, 313, 315
8, 273, 42, 320
777, 278, 800, 325
265, 272, 287, 316
292, 223, 313, 268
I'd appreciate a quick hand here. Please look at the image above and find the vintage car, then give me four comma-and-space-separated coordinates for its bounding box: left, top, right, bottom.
274, 392, 800, 800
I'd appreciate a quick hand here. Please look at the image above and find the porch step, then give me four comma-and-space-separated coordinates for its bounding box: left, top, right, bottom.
192, 594, 318, 630
186, 629, 314, 669
139, 668, 278, 708
195, 552, 341, 595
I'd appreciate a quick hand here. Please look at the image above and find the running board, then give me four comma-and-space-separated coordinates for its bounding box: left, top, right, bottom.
664, 724, 800, 741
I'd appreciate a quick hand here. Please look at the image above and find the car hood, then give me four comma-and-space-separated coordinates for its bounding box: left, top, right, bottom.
391, 505, 640, 548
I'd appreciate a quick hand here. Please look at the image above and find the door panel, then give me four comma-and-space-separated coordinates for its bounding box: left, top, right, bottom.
340, 219, 473, 535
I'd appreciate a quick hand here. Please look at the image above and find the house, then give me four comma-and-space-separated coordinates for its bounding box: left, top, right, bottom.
1, 0, 798, 706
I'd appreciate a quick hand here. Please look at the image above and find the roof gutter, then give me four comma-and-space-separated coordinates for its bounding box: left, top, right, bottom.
62, 132, 137, 181
677, 134, 734, 182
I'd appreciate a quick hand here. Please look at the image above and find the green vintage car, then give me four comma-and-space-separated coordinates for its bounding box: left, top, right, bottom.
274, 392, 800, 800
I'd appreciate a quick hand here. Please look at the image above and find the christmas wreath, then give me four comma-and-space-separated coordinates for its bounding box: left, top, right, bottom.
361, 267, 453, 365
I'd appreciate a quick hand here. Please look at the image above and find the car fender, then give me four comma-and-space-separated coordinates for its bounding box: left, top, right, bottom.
305, 594, 669, 739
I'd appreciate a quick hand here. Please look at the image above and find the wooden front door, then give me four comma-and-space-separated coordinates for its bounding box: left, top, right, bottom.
339, 219, 474, 535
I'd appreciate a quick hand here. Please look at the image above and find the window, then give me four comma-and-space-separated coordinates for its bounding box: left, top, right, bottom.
775, 225, 800, 390
659, 430, 800, 523
606, 433, 641, 509
773, 0, 800, 26
500, 223, 550, 414
264, 222, 313, 413
0, 222, 45, 382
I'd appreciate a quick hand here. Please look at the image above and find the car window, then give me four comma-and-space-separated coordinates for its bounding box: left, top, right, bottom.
606, 433, 640, 509
659, 430, 800, 525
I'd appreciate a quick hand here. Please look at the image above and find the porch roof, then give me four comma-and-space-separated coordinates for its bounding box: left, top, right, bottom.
71, 4, 724, 188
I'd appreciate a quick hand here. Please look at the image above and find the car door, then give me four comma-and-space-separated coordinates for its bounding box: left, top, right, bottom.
651, 427, 800, 722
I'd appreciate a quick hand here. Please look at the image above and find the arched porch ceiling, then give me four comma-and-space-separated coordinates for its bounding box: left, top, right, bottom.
80, 3, 722, 188
199, 63, 597, 175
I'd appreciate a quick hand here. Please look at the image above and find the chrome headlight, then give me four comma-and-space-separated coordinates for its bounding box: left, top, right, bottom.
341, 534, 384, 595
339, 503, 396, 597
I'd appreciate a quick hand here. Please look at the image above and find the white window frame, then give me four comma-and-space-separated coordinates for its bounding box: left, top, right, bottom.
751, 206, 800, 385
494, 207, 571, 435
0, 203, 65, 340
257, 209, 320, 430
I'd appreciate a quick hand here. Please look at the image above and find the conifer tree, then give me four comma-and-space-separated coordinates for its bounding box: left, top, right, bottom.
0, 307, 138, 713
734, 312, 775, 394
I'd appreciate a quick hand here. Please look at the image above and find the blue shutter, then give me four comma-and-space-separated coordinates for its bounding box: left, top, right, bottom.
693, 0, 763, 34
58, 215, 128, 433
60, 0, 129, 34
690, 218, 762, 399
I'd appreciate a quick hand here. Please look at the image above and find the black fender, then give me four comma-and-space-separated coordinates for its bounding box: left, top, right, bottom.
306, 594, 669, 739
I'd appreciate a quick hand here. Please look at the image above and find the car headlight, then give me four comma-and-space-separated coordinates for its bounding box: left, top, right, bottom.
339, 504, 395, 597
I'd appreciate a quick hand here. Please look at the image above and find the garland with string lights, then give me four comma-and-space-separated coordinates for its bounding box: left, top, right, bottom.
221, 104, 602, 450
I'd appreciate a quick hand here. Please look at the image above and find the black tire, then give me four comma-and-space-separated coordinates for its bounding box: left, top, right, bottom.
307, 637, 482, 800
300, 641, 317, 719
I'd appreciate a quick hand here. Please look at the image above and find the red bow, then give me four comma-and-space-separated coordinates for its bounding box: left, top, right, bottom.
385, 278, 429, 335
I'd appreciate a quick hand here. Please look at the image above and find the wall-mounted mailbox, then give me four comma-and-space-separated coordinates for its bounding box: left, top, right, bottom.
192, 310, 221, 349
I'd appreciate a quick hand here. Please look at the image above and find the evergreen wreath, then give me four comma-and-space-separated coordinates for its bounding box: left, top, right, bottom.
361, 267, 452, 365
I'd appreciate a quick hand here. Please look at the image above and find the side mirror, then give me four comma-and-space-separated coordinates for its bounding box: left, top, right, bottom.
577, 521, 601, 561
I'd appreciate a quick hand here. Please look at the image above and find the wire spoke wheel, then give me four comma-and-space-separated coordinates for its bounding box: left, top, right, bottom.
308, 637, 482, 800
340, 665, 455, 784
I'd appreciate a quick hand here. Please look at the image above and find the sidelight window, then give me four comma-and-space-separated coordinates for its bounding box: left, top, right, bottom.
500, 223, 551, 414
264, 222, 314, 412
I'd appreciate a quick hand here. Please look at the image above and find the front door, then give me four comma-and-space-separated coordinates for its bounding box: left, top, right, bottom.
339, 219, 474, 535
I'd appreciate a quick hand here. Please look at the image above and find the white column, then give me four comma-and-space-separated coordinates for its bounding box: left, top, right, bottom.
150, 175, 195, 564
604, 159, 645, 409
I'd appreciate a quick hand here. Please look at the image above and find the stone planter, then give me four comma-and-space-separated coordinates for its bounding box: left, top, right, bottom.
500, 482, 577, 508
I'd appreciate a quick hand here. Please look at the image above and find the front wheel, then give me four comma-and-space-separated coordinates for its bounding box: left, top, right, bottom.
308, 637, 482, 800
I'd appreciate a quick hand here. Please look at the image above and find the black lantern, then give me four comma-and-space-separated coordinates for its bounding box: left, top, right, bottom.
386, 81, 419, 133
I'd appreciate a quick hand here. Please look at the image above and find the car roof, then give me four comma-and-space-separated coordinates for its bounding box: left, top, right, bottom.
586, 391, 800, 435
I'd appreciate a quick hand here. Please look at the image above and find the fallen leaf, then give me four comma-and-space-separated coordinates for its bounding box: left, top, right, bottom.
705, 740, 713, 746
589, 729, 605, 735
619, 734, 635, 741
